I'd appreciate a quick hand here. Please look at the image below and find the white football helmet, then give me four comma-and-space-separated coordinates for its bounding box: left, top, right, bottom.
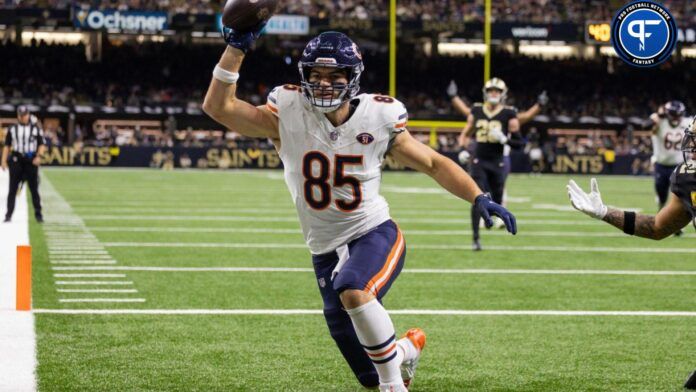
483, 78, 508, 105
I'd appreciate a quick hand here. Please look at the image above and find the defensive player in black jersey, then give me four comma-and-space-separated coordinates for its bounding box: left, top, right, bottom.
568, 116, 696, 390
459, 78, 524, 250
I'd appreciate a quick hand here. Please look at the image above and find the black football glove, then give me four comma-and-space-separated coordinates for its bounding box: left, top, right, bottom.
222, 21, 267, 53
474, 193, 517, 234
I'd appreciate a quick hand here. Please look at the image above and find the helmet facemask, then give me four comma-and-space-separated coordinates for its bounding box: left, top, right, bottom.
484, 88, 505, 105
482, 78, 508, 106
299, 62, 363, 113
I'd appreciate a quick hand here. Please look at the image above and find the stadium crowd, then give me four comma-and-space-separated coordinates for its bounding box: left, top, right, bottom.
3, 0, 694, 24
1, 41, 693, 121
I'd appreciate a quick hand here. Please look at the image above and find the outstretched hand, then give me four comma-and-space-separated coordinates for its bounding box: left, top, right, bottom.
567, 178, 608, 219
474, 193, 517, 234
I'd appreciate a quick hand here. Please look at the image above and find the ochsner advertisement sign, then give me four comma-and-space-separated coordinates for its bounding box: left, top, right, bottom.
74, 9, 168, 32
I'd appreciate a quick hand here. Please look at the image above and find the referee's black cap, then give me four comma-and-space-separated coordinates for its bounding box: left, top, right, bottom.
17, 105, 30, 115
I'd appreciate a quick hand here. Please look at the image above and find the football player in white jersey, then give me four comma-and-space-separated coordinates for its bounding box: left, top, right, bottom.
649, 101, 688, 208
649, 101, 688, 236
203, 27, 517, 391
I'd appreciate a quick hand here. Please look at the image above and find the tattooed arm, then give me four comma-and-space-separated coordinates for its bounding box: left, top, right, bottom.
602, 195, 691, 240
568, 179, 691, 240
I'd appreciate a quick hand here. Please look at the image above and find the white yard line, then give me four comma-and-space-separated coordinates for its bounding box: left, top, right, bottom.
77, 215, 599, 225
58, 299, 146, 303
57, 289, 139, 293
0, 170, 36, 392
72, 207, 575, 218
50, 260, 118, 265
84, 226, 694, 238
48, 266, 696, 276
31, 309, 696, 317
53, 274, 127, 278
97, 241, 696, 254
55, 281, 134, 285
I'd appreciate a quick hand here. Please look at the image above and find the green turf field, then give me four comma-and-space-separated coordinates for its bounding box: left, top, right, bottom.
31, 168, 695, 391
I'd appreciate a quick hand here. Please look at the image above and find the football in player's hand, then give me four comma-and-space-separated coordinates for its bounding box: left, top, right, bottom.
222, 0, 279, 32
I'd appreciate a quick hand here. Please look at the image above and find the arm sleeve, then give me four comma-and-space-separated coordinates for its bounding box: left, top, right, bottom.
507, 132, 526, 149
265, 86, 281, 117
35, 125, 45, 146
4, 126, 12, 146
391, 102, 408, 138
669, 166, 682, 197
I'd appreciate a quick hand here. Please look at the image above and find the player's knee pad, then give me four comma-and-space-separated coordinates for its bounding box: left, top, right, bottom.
323, 308, 378, 388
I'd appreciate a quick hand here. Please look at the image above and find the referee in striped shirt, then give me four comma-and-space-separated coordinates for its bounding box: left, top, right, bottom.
1, 106, 46, 223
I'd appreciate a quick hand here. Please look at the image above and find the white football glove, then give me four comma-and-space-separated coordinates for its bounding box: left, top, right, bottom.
567, 178, 608, 219
488, 127, 508, 144
447, 80, 458, 98
457, 150, 470, 165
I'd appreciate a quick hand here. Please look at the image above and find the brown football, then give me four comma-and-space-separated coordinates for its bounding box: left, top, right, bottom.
221, 0, 279, 32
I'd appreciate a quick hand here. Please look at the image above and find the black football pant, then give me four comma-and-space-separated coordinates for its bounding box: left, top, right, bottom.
6, 156, 42, 219
469, 158, 506, 240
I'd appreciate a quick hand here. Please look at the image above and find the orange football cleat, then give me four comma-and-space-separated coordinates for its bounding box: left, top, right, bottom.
401, 328, 426, 389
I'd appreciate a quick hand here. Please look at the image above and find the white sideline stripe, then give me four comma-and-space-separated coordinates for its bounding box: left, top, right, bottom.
54, 274, 127, 278
57, 289, 138, 293
58, 299, 146, 303
0, 173, 36, 391
84, 226, 695, 238
98, 241, 696, 254
30, 309, 696, 317
55, 281, 133, 285
78, 215, 598, 225
48, 266, 696, 276
50, 260, 117, 265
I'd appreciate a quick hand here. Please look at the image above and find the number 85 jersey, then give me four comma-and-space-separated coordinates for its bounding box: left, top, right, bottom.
267, 85, 407, 255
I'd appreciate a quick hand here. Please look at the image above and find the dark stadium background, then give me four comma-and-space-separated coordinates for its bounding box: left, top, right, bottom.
0, 0, 694, 175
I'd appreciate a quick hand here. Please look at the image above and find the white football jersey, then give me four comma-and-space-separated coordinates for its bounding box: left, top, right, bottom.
652, 117, 688, 166
267, 85, 408, 254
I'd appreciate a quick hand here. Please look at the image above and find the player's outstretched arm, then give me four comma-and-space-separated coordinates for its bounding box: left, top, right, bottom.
567, 178, 691, 240
447, 80, 472, 117
389, 131, 517, 234
518, 91, 547, 125
202, 27, 278, 140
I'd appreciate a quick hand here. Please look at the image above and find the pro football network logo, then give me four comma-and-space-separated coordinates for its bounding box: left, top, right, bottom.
611, 1, 677, 67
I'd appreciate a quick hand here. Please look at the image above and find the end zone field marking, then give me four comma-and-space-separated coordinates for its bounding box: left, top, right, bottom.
49, 266, 696, 276
31, 309, 696, 317
50, 260, 117, 265
98, 242, 696, 254
58, 299, 146, 303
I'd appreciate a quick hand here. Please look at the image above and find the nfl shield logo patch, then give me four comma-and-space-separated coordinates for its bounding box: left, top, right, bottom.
356, 133, 374, 145
318, 277, 326, 288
